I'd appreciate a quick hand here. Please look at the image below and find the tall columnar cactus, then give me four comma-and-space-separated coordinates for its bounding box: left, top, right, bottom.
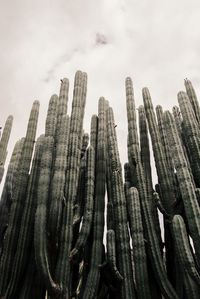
0, 115, 13, 184
178, 91, 200, 187
55, 71, 87, 298
142, 87, 176, 213
0, 101, 39, 296
155, 105, 175, 186
106, 105, 136, 299
126, 77, 178, 299
0, 138, 24, 252
82, 97, 107, 299
34, 96, 60, 296
4, 135, 44, 299
172, 215, 200, 286
138, 105, 163, 254
163, 111, 200, 265
70, 146, 95, 259
184, 78, 200, 125
48, 114, 70, 243
127, 187, 151, 299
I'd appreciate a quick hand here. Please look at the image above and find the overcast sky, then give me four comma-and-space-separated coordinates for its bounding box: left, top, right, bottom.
1, 0, 200, 193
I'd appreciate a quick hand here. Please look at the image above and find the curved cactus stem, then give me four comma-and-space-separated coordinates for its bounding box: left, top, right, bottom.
163, 111, 200, 265
0, 101, 39, 296
106, 229, 123, 283
127, 187, 151, 299
70, 146, 95, 260
172, 215, 200, 286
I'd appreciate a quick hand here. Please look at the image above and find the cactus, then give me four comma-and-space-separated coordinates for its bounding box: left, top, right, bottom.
4, 135, 44, 299
184, 78, 200, 125
126, 77, 178, 299
34, 95, 60, 296
177, 91, 200, 187
127, 187, 151, 299
106, 105, 136, 299
0, 101, 39, 296
0, 138, 24, 253
172, 215, 200, 286
55, 71, 87, 298
163, 110, 200, 264
81, 97, 107, 299
0, 115, 13, 183
70, 146, 95, 259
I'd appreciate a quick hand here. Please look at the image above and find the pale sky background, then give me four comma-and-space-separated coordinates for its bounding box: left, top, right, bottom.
1, 0, 200, 194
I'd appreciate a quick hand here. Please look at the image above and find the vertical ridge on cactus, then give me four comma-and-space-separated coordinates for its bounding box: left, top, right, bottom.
184, 79, 200, 125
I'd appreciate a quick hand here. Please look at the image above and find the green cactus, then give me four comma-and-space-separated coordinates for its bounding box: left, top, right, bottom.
0, 115, 13, 184
163, 110, 200, 265
0, 100, 39, 296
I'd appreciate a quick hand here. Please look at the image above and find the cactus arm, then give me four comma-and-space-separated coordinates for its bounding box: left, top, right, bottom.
106, 229, 123, 282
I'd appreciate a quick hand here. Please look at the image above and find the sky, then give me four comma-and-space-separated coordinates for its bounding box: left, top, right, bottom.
1, 0, 200, 193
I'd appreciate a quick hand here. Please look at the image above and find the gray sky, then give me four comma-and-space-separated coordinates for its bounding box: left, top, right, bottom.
1, 0, 200, 193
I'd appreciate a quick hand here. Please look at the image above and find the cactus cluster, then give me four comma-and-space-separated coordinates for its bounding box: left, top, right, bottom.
0, 71, 200, 299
